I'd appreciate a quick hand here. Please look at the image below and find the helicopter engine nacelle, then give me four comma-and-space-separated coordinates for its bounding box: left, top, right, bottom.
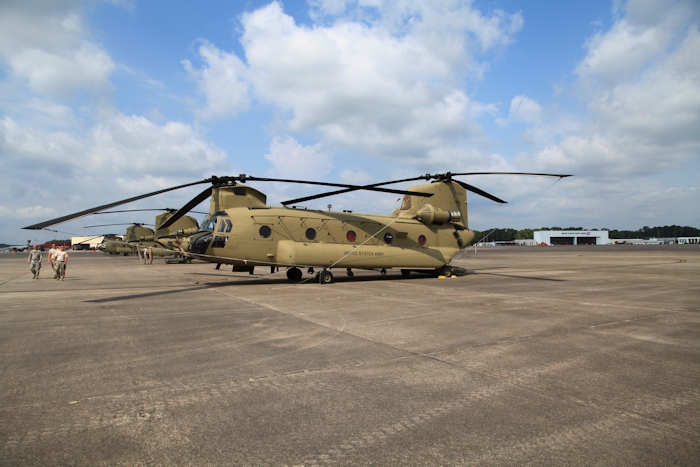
415, 204, 461, 225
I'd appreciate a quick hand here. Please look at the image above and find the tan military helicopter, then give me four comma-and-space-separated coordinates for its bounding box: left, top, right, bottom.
24, 172, 570, 283
84, 211, 201, 257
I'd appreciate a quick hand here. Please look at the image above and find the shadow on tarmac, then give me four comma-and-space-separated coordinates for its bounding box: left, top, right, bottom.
84, 271, 443, 303
84, 268, 565, 303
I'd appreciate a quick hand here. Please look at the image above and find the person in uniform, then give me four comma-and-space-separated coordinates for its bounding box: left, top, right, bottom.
53, 246, 69, 281
28, 245, 43, 279
47, 243, 59, 278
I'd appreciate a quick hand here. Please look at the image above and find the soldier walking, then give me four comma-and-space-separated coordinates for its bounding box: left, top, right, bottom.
28, 245, 43, 279
53, 246, 69, 281
47, 243, 59, 278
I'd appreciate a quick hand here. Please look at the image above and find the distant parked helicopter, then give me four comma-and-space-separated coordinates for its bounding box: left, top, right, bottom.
24, 172, 571, 283
85, 211, 200, 256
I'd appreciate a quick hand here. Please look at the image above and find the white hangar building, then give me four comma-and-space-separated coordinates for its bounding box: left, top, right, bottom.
534, 230, 609, 246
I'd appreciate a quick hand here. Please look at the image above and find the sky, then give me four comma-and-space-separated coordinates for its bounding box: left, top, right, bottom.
0, 0, 698, 245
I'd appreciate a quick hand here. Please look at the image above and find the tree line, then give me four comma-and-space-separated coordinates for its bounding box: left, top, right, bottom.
470, 225, 700, 244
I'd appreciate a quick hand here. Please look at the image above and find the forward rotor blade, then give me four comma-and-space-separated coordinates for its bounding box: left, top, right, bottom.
93, 208, 181, 214
93, 209, 162, 214
245, 176, 409, 190
157, 186, 213, 230
453, 180, 507, 204
22, 179, 211, 230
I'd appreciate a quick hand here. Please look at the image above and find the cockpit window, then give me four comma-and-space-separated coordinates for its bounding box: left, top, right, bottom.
216, 219, 233, 232
201, 211, 227, 231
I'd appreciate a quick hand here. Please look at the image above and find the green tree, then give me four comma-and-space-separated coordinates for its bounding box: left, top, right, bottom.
516, 229, 534, 240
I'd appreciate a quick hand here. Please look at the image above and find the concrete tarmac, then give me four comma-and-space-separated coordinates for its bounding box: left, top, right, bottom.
1, 245, 699, 466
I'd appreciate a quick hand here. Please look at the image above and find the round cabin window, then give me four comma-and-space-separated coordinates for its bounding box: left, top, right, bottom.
305, 228, 317, 241
346, 230, 357, 242
384, 232, 393, 244
418, 235, 427, 246
259, 225, 272, 238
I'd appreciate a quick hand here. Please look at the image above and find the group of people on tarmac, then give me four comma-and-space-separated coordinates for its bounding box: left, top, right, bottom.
27, 243, 68, 280
27, 242, 156, 279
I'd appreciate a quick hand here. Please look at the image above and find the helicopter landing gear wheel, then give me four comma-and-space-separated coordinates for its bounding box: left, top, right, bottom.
346, 268, 354, 277
319, 270, 334, 284
441, 265, 453, 277
184, 257, 192, 264
401, 269, 411, 276
286, 267, 302, 281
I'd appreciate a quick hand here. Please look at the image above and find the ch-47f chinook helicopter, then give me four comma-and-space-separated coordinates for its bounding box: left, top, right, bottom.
24, 172, 570, 283
83, 211, 201, 256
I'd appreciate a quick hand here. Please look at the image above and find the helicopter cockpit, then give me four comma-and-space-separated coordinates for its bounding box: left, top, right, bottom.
189, 211, 230, 255
200, 211, 227, 231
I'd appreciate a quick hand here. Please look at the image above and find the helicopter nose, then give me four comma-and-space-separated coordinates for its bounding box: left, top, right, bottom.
187, 232, 212, 255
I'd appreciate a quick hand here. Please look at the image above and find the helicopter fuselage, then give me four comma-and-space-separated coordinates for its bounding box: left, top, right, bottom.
182, 205, 474, 271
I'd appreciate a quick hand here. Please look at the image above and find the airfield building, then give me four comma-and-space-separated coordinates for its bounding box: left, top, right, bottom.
534, 230, 610, 246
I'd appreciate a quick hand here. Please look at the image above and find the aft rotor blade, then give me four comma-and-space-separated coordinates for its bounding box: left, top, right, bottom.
22, 179, 211, 230
157, 186, 213, 230
448, 172, 572, 178
283, 171, 569, 205
453, 180, 507, 204
282, 187, 432, 206
279, 173, 484, 206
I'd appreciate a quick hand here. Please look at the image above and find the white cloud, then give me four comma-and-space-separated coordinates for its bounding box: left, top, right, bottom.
516, 0, 700, 180
15, 206, 59, 219
508, 95, 542, 124
9, 41, 115, 98
309, 0, 523, 53
184, 1, 520, 161
0, 205, 58, 220
87, 115, 228, 176
1, 114, 228, 178
0, 1, 115, 100
0, 2, 236, 243
25, 98, 78, 127
338, 169, 373, 185
182, 41, 251, 120
0, 114, 230, 224
589, 27, 700, 150
264, 135, 333, 179
496, 95, 543, 127
0, 116, 85, 171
